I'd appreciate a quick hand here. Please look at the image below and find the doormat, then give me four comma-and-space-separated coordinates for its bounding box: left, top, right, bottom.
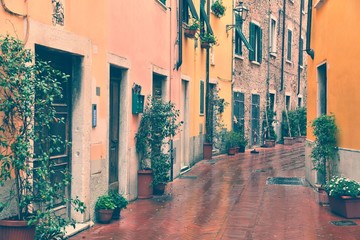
266, 177, 305, 186
330, 220, 357, 226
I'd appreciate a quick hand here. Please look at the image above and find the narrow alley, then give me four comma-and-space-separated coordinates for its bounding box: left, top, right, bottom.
70, 143, 360, 240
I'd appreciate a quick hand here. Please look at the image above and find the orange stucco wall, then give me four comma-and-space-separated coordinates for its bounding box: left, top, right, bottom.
307, 0, 360, 149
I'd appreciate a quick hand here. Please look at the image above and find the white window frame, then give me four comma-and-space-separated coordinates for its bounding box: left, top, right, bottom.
270, 16, 277, 57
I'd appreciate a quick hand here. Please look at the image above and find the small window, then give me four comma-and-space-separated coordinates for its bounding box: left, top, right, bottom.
233, 92, 245, 133
287, 29, 293, 61
270, 18, 277, 54
249, 22, 262, 63
299, 37, 304, 67
298, 97, 302, 107
286, 95, 291, 110
269, 93, 275, 112
200, 81, 204, 115
153, 74, 164, 100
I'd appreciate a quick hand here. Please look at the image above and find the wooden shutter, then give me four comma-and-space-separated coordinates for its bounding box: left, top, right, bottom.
258, 27, 263, 63
249, 22, 256, 61
287, 30, 292, 60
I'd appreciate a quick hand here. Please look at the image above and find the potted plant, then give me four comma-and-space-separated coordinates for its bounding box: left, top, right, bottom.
263, 107, 277, 148
295, 107, 307, 143
109, 190, 128, 220
200, 33, 217, 49
237, 133, 248, 153
281, 110, 296, 145
224, 131, 240, 155
95, 195, 116, 224
311, 114, 339, 205
325, 176, 360, 218
211, 0, 226, 18
184, 18, 199, 39
0, 36, 85, 240
135, 97, 182, 196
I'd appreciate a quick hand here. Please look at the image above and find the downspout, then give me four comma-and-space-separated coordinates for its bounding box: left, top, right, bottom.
170, 0, 175, 181
306, 0, 314, 59
175, 0, 183, 69
205, 0, 211, 143
280, 0, 286, 91
297, 0, 303, 95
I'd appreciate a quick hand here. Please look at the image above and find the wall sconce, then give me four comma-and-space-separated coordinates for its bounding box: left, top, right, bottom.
226, 1, 249, 32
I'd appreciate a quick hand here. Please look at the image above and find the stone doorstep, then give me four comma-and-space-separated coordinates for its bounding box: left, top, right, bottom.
65, 221, 94, 238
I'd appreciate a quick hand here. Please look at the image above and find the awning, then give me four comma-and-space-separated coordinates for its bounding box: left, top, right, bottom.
236, 26, 253, 52
185, 0, 199, 20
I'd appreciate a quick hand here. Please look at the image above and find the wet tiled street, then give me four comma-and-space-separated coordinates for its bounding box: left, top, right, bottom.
71, 143, 360, 240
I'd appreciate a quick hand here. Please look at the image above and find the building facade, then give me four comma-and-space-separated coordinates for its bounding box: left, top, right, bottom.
305, 0, 360, 184
232, 0, 308, 145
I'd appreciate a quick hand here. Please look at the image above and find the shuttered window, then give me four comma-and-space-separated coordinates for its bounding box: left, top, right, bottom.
233, 92, 245, 133
287, 29, 292, 61
200, 81, 204, 115
299, 38, 304, 66
235, 15, 243, 56
249, 22, 262, 63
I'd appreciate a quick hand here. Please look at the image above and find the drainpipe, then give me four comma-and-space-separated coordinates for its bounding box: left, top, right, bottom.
306, 0, 314, 59
280, 0, 286, 92
175, 0, 183, 70
170, 0, 174, 181
205, 0, 211, 143
297, 0, 303, 95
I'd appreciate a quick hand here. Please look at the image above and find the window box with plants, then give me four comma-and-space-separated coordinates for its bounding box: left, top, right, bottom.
95, 195, 116, 224
184, 18, 199, 39
135, 97, 182, 196
200, 33, 217, 49
325, 176, 360, 218
0, 36, 86, 240
211, 0, 226, 18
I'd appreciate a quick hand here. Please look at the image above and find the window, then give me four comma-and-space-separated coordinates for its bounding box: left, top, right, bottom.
299, 37, 304, 67
286, 95, 291, 110
235, 15, 243, 56
249, 22, 262, 63
287, 29, 293, 61
233, 92, 245, 133
200, 81, 204, 115
298, 97, 303, 107
270, 18, 277, 54
153, 73, 165, 100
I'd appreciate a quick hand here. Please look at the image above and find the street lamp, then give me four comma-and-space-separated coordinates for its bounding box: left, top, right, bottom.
226, 1, 249, 32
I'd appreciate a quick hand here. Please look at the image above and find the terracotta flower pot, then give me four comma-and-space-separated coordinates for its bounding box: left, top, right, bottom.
203, 143, 213, 159
328, 195, 360, 218
227, 148, 237, 155
201, 42, 211, 49
283, 137, 295, 145
0, 219, 36, 240
96, 209, 114, 224
264, 139, 275, 148
137, 169, 153, 199
184, 29, 197, 38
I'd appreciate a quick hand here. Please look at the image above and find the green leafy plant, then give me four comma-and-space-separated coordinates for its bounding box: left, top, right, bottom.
296, 107, 307, 136
0, 35, 86, 239
186, 18, 200, 30
95, 195, 116, 210
224, 131, 240, 150
135, 97, 182, 186
211, 0, 226, 17
200, 33, 217, 45
109, 191, 128, 210
311, 114, 339, 185
325, 176, 360, 198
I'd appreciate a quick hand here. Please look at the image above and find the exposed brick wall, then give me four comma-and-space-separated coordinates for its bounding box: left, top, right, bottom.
233, 0, 308, 145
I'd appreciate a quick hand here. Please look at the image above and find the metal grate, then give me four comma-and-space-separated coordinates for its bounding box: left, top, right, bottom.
331, 220, 357, 226
266, 177, 305, 186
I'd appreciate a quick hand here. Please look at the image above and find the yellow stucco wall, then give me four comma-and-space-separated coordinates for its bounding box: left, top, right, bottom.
307, 0, 360, 149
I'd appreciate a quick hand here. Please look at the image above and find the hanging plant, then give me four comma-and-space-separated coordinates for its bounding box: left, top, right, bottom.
184, 18, 199, 38
211, 0, 226, 18
200, 33, 217, 49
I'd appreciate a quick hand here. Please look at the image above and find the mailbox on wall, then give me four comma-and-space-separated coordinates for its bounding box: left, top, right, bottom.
132, 83, 144, 114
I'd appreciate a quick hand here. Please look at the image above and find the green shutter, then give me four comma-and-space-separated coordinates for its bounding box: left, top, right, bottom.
200, 4, 213, 34
258, 27, 262, 63
249, 22, 255, 61
299, 38, 303, 66
186, 0, 199, 20
287, 30, 292, 60
200, 81, 204, 114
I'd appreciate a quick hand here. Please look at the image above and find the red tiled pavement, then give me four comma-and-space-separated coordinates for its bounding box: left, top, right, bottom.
70, 143, 360, 240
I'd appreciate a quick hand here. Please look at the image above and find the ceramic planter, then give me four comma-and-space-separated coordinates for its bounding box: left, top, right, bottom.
184, 29, 197, 38
137, 169, 153, 199
283, 137, 295, 145
264, 139, 275, 148
0, 219, 36, 240
203, 143, 213, 159
96, 209, 114, 224
328, 195, 360, 218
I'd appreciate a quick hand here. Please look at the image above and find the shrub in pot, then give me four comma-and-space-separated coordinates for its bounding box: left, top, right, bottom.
224, 131, 240, 155
135, 97, 182, 196
109, 191, 128, 220
95, 195, 116, 224
0, 36, 85, 240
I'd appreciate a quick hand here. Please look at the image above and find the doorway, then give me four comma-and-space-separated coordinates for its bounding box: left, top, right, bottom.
251, 94, 260, 145
109, 66, 122, 190
180, 80, 190, 171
